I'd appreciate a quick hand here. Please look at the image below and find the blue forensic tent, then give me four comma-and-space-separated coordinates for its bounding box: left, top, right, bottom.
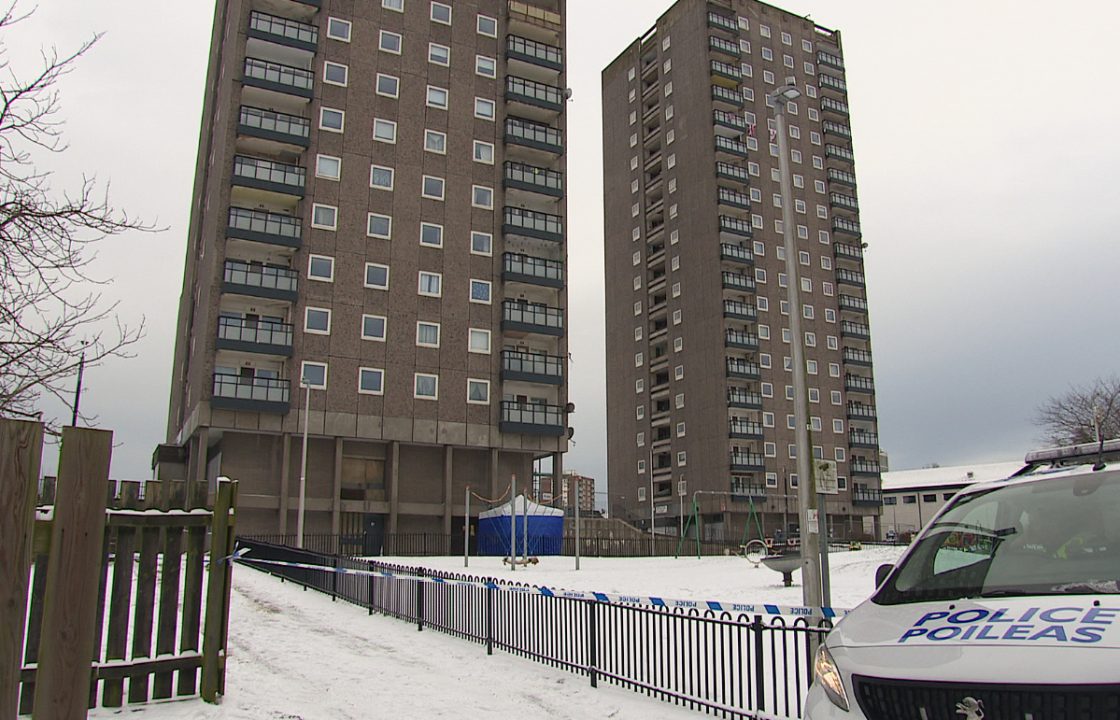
477, 495, 565, 556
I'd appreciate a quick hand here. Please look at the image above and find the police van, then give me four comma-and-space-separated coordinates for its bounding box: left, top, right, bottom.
805, 442, 1120, 719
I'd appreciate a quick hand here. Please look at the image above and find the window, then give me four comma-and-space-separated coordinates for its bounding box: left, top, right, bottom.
423, 129, 447, 154
903, 495, 917, 505
367, 213, 391, 239
672, 309, 682, 325
376, 74, 399, 98
418, 271, 442, 297
835, 447, 847, 462
426, 86, 449, 109
370, 165, 394, 190
301, 361, 327, 389
636, 405, 644, 420
764, 442, 776, 457
762, 47, 773, 61
320, 107, 344, 132
359, 368, 384, 395
361, 314, 386, 341
763, 412, 775, 427
383, 0, 403, 11
315, 154, 341, 181
422, 175, 445, 200
467, 379, 490, 404
428, 42, 450, 66
468, 328, 491, 354
809, 388, 820, 403
761, 382, 773, 398
673, 337, 683, 352
420, 222, 443, 247
305, 307, 331, 334
326, 17, 351, 42
470, 279, 492, 304
674, 365, 684, 380
472, 185, 494, 209
634, 352, 643, 367
416, 322, 440, 347
677, 451, 687, 467
373, 118, 397, 143
308, 255, 334, 282
414, 373, 438, 399
831, 390, 842, 405
323, 61, 348, 87
829, 363, 841, 377
477, 14, 497, 37
379, 30, 402, 54
757, 297, 769, 312
430, 2, 451, 24
635, 378, 644, 393
833, 419, 844, 433
476, 55, 496, 78
311, 203, 337, 230
471, 231, 492, 255
675, 393, 685, 409
474, 98, 495, 120
676, 422, 686, 437
364, 263, 389, 289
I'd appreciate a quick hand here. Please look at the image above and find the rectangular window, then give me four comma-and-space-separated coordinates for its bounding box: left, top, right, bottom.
430, 2, 452, 24
418, 271, 442, 297
362, 314, 386, 341
326, 17, 351, 42
416, 321, 440, 348
308, 254, 334, 282
311, 203, 337, 230
426, 85, 449, 109
359, 367, 385, 395
429, 42, 450, 66
376, 74, 400, 98
420, 222, 443, 247
472, 185, 494, 209
476, 55, 496, 78
367, 213, 392, 239
383, 0, 403, 11
319, 107, 344, 132
379, 30, 402, 54
370, 165, 394, 190
414, 373, 438, 399
304, 307, 331, 335
467, 379, 490, 405
474, 98, 495, 120
468, 328, 491, 354
471, 231, 492, 256
469, 279, 492, 304
323, 61, 348, 87
422, 175, 446, 200
424, 129, 447, 154
373, 118, 397, 143
477, 14, 497, 37
315, 154, 341, 181
364, 263, 389, 290
301, 361, 327, 389
677, 451, 687, 467
473, 140, 495, 164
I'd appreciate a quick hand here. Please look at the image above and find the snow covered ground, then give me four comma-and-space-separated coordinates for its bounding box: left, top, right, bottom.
85, 546, 905, 719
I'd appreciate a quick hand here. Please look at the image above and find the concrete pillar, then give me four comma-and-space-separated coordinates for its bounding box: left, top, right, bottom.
552, 451, 563, 509
332, 437, 343, 536
489, 447, 499, 500
191, 427, 209, 509
279, 433, 291, 534
443, 445, 453, 553
388, 440, 400, 535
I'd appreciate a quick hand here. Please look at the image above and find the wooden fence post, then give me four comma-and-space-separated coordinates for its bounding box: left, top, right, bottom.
201, 478, 238, 703
0, 420, 44, 719
33, 426, 112, 720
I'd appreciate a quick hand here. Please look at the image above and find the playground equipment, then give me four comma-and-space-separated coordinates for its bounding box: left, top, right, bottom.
760, 554, 803, 587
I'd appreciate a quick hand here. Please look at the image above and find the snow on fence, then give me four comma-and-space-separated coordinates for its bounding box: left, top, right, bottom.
235, 537, 832, 719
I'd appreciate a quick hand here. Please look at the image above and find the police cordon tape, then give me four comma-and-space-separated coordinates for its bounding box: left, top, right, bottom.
227, 547, 847, 619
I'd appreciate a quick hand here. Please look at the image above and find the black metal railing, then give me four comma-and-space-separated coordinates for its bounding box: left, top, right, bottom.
720, 243, 753, 263
212, 374, 289, 404
501, 350, 564, 380
506, 34, 563, 69
223, 259, 298, 294
248, 10, 318, 47
505, 117, 563, 152
716, 161, 749, 182
232, 155, 305, 190
503, 252, 564, 285
216, 316, 293, 347
238, 105, 310, 142
243, 57, 314, 93
504, 160, 563, 194
228, 206, 301, 243
504, 206, 563, 238
506, 75, 565, 108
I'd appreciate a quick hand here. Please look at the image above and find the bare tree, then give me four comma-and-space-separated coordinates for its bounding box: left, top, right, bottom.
1035, 375, 1120, 447
0, 4, 153, 431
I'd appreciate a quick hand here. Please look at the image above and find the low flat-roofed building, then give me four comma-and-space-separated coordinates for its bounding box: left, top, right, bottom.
880, 461, 1023, 540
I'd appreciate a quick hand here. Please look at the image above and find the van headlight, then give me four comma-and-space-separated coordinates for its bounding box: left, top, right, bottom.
813, 643, 850, 712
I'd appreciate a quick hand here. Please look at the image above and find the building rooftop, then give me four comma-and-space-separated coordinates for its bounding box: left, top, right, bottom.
880, 460, 1024, 492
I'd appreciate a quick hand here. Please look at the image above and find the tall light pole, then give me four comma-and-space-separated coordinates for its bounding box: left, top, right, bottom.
297, 379, 312, 549
767, 78, 822, 608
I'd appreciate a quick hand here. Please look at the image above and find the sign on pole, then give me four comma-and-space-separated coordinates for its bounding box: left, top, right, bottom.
816, 459, 839, 495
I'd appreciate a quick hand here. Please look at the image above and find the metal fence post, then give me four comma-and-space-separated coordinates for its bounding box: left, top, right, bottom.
367, 561, 374, 616
486, 586, 494, 655
416, 568, 425, 632
331, 556, 338, 602
587, 600, 598, 688
753, 615, 766, 714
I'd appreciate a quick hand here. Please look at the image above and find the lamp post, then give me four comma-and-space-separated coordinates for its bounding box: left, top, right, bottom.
767, 78, 822, 608
297, 379, 312, 549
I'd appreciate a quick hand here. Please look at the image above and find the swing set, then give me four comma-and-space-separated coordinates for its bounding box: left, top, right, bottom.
675, 490, 769, 560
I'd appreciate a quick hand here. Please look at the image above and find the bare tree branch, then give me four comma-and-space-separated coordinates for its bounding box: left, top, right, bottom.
1034, 375, 1120, 447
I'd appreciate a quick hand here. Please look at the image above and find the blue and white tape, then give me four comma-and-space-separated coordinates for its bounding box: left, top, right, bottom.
231, 550, 846, 619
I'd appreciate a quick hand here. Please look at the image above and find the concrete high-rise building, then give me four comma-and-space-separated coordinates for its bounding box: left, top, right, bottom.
160, 0, 569, 538
602, 0, 882, 542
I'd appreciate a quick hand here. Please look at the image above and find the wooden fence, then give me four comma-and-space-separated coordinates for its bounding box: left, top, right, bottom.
0, 420, 237, 718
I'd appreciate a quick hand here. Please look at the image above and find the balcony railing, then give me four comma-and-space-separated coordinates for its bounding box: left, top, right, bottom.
503, 252, 563, 288
727, 388, 763, 408
715, 136, 749, 157
729, 419, 764, 438
707, 11, 738, 33
504, 206, 563, 241
506, 76, 565, 110
723, 299, 757, 320
216, 316, 293, 355
830, 192, 859, 211
720, 243, 753, 264
502, 301, 564, 335
820, 96, 849, 116
713, 109, 746, 131
708, 35, 740, 57
227, 207, 301, 247
843, 347, 873, 365
833, 216, 862, 237
247, 10, 318, 51
825, 144, 854, 163
827, 168, 857, 187
849, 430, 879, 448
719, 215, 752, 237
711, 60, 742, 83
718, 187, 751, 210
838, 294, 869, 313
724, 329, 759, 350
726, 357, 760, 378
845, 374, 875, 393
852, 487, 882, 505
500, 401, 565, 436
506, 34, 563, 71
238, 105, 310, 146
833, 242, 864, 262
508, 0, 561, 31
211, 374, 290, 413
721, 271, 756, 293
505, 117, 563, 154
835, 268, 865, 286
222, 260, 298, 300
817, 50, 845, 70
730, 451, 766, 471
847, 402, 878, 421
504, 161, 563, 196
851, 460, 882, 476
822, 120, 852, 139
501, 350, 564, 384
242, 57, 314, 98
711, 84, 743, 107
818, 73, 847, 93
716, 161, 749, 183
730, 481, 768, 498
841, 320, 871, 339
232, 155, 305, 196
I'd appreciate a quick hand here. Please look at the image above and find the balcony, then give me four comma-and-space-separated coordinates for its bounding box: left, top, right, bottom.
716, 161, 749, 184
838, 294, 868, 314
724, 328, 759, 350
504, 161, 563, 197
719, 215, 752, 238
730, 480, 768, 500
237, 105, 310, 147
835, 268, 865, 287
506, 34, 563, 72
508, 0, 562, 35
851, 460, 882, 477
818, 73, 847, 94
506, 76, 565, 112
707, 11, 738, 33
817, 50, 845, 71
833, 242, 864, 262
222, 260, 298, 302
720, 242, 753, 265
501, 350, 564, 385
710, 60, 742, 87
847, 402, 877, 421
711, 84, 742, 109
820, 96, 849, 117
723, 299, 756, 321
827, 168, 857, 187
211, 373, 290, 414
500, 400, 565, 436
227, 207, 301, 248
852, 487, 882, 506
845, 374, 875, 394
729, 419, 764, 439
713, 109, 746, 136
505, 116, 563, 154
215, 317, 293, 356
721, 271, 756, 293
726, 357, 760, 379
715, 136, 749, 158
840, 320, 871, 340
503, 252, 563, 288
502, 300, 563, 336
822, 120, 852, 139
843, 347, 873, 366
727, 388, 763, 409
849, 429, 879, 449
504, 206, 563, 242
730, 451, 766, 472
825, 144, 854, 163
833, 216, 862, 238
247, 11, 318, 52
708, 35, 740, 58
242, 57, 313, 99
717, 188, 751, 211
231, 156, 305, 196
830, 192, 859, 212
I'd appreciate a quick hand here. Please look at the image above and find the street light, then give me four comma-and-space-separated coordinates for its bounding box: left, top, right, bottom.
766, 77, 823, 608
297, 378, 313, 549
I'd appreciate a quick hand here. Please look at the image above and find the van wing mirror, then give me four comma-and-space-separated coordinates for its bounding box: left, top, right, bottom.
874, 563, 893, 589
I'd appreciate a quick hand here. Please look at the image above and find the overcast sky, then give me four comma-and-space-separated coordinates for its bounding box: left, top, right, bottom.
11, 1, 1120, 496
